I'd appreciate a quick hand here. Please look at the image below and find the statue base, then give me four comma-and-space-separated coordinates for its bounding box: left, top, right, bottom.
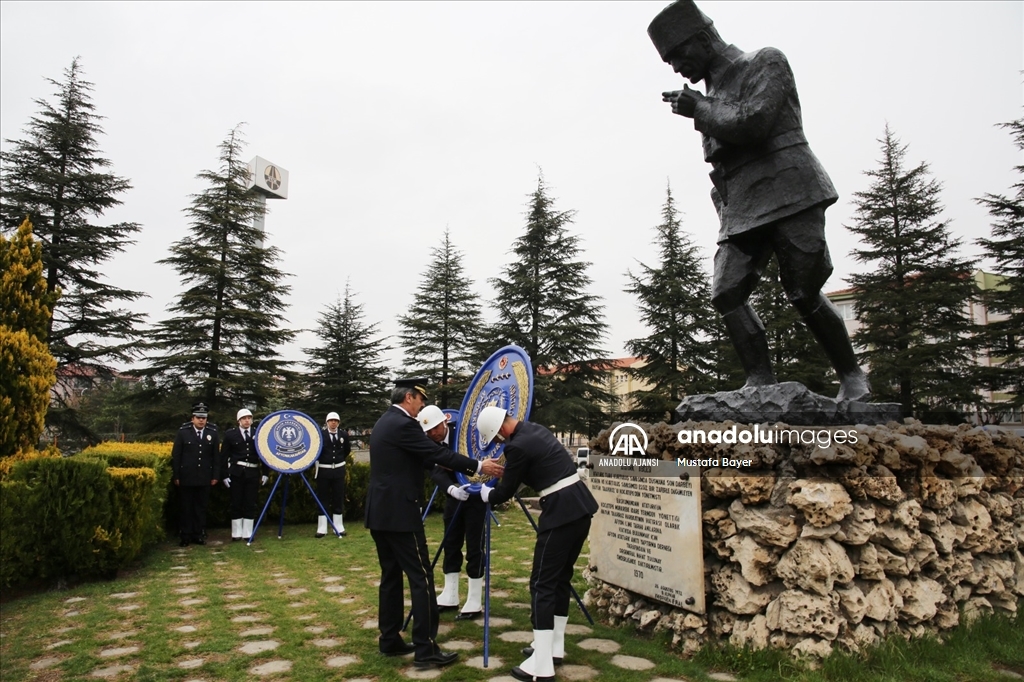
675, 381, 901, 425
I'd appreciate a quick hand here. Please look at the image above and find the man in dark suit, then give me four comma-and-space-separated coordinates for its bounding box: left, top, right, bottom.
171, 402, 222, 547
366, 378, 504, 669
220, 408, 268, 542
316, 411, 351, 538
652, 0, 870, 403
476, 406, 599, 682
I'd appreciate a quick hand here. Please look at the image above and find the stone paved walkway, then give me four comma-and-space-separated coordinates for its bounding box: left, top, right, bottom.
13, 525, 682, 682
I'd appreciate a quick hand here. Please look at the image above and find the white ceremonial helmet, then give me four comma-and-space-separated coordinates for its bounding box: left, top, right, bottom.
326, 412, 341, 422
477, 406, 508, 446
418, 405, 446, 432
237, 408, 253, 421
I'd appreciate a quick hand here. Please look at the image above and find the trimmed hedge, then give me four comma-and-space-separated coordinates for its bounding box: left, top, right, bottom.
78, 445, 172, 548
0, 446, 170, 588
0, 446, 59, 480
3, 456, 118, 585
108, 467, 158, 564
0, 441, 452, 588
81, 441, 172, 458
0, 478, 31, 588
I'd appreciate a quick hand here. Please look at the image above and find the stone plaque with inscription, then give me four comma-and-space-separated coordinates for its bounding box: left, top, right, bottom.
586, 464, 704, 614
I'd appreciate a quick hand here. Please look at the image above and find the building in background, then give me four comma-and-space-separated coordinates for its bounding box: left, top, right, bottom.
827, 270, 1019, 425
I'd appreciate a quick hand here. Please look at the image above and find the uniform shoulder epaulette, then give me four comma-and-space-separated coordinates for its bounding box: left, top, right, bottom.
180, 422, 193, 429
207, 423, 219, 431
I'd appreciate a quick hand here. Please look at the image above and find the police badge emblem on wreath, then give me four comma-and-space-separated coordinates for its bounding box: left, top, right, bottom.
255, 410, 322, 473
455, 344, 533, 490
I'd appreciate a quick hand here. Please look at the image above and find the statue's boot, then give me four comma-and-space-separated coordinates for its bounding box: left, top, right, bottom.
800, 297, 872, 403
722, 306, 777, 388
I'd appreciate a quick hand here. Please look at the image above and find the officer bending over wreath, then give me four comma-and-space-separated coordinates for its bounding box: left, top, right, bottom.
476, 406, 599, 682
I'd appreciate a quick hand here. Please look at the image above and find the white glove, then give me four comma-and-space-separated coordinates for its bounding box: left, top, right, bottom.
479, 486, 492, 504
223, 477, 231, 488
448, 484, 471, 502
261, 475, 269, 486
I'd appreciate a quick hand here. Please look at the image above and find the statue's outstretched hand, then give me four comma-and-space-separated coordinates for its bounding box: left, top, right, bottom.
662, 84, 703, 118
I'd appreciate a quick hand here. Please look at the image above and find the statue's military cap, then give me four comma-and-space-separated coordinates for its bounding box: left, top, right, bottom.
648, 0, 714, 62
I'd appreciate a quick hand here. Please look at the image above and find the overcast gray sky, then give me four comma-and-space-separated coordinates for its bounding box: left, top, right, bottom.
2, 1, 1021, 374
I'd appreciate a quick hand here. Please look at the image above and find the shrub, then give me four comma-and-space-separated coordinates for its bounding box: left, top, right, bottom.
80, 442, 172, 542
1, 453, 169, 588
81, 441, 173, 458
0, 478, 31, 587
0, 446, 59, 481
7, 456, 117, 583
107, 466, 158, 564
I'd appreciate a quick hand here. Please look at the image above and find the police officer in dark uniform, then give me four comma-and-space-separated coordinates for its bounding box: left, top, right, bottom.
365, 378, 504, 669
171, 403, 222, 547
220, 408, 268, 542
315, 411, 351, 538
421, 406, 485, 620
476, 406, 598, 682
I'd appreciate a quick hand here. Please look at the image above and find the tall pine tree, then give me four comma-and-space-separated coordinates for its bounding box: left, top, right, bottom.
976, 115, 1024, 416
0, 58, 144, 435
398, 229, 483, 409
143, 125, 294, 427
846, 125, 979, 420
489, 174, 609, 434
624, 186, 717, 421
302, 283, 390, 428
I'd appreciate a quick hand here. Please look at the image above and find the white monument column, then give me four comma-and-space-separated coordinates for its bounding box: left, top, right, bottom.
246, 156, 289, 248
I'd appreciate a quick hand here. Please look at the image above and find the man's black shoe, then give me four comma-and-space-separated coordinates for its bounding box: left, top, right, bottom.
179, 539, 189, 547
520, 647, 563, 665
455, 610, 481, 621
339, 531, 347, 537
193, 537, 206, 546
437, 604, 458, 613
315, 533, 325, 538
380, 641, 416, 657
511, 666, 555, 682
413, 651, 458, 668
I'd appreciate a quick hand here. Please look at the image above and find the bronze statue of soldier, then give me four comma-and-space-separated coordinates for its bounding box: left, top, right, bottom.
650, 0, 871, 405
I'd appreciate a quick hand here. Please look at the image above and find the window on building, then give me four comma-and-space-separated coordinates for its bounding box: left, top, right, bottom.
836, 302, 856, 321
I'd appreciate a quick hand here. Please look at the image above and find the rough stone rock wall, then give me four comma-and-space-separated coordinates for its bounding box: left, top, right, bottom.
582, 420, 1024, 658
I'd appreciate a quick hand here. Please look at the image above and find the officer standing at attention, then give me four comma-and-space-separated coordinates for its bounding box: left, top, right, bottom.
365, 378, 504, 669
420, 406, 486, 621
171, 402, 222, 547
316, 411, 351, 538
476, 406, 598, 682
221, 408, 268, 542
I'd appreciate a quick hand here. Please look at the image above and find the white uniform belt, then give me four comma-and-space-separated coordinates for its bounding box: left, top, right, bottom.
540, 473, 580, 497
234, 461, 260, 468
318, 462, 346, 469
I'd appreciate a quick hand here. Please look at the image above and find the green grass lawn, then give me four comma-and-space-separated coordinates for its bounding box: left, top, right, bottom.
1, 505, 1022, 681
